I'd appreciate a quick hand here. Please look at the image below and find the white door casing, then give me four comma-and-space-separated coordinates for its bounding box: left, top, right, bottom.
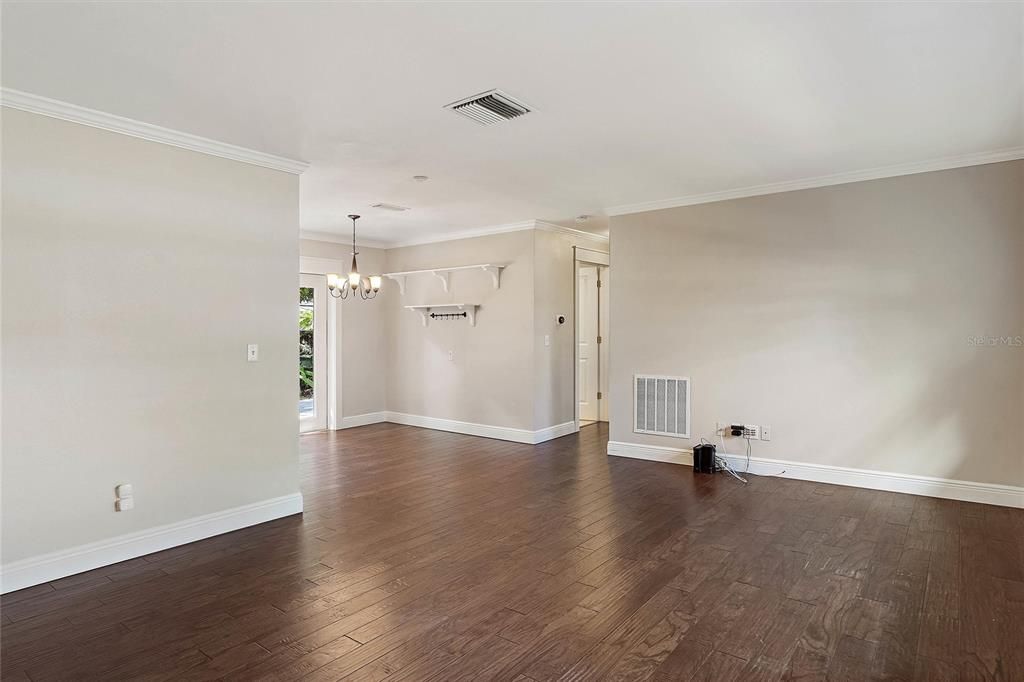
578, 265, 599, 422
598, 266, 609, 423
299, 273, 327, 433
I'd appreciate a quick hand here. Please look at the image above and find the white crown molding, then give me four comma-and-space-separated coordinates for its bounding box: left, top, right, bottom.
300, 230, 391, 250
607, 441, 1024, 509
0, 493, 303, 594
605, 146, 1024, 216
326, 219, 611, 250
535, 220, 610, 244
1, 88, 309, 175
387, 220, 538, 249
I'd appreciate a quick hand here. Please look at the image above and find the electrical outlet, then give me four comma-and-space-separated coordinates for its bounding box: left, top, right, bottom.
743, 424, 760, 439
447, 350, 454, 361
115, 497, 134, 512
760, 424, 772, 441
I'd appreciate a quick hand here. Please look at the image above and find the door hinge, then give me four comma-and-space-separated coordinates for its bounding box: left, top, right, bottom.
596, 279, 602, 287
597, 335, 603, 344
597, 391, 603, 400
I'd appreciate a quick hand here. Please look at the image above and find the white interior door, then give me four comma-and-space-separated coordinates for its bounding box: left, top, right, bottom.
577, 265, 599, 422
299, 273, 327, 433
598, 266, 609, 422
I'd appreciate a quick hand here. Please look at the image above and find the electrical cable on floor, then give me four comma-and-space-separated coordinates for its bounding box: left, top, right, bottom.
705, 436, 748, 484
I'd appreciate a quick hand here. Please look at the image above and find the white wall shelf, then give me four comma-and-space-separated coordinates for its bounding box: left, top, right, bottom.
404, 303, 479, 327
383, 264, 504, 295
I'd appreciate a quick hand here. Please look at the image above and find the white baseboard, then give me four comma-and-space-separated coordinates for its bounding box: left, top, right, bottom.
383, 412, 575, 445
533, 421, 578, 444
607, 441, 1024, 509
605, 440, 694, 465
339, 411, 388, 429
0, 493, 304, 594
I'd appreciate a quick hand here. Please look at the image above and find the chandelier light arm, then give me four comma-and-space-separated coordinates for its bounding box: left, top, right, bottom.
326, 213, 381, 301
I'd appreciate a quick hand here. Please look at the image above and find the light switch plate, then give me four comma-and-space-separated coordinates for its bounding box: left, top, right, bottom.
115, 483, 133, 498
247, 344, 259, 362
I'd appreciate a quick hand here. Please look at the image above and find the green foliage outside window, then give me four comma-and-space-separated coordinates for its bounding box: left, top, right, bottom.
299, 287, 314, 399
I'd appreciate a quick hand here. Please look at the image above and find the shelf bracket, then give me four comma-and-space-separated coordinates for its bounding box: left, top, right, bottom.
385, 274, 407, 295
481, 265, 502, 290
416, 307, 430, 327
462, 305, 477, 327
431, 270, 450, 293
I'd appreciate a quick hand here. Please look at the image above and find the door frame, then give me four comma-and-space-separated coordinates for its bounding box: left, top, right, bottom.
299, 257, 341, 431
299, 273, 328, 432
573, 246, 610, 432
576, 264, 600, 424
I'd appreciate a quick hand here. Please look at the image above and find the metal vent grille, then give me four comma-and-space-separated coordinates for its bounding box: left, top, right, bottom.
634, 375, 690, 438
444, 89, 531, 125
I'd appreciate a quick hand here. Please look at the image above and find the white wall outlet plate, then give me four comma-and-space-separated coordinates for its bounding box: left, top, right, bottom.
743, 424, 760, 439
247, 344, 259, 362
760, 424, 772, 441
115, 497, 134, 512
115, 483, 133, 498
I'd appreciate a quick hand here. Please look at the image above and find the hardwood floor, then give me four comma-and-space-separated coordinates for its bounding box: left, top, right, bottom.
2, 422, 1022, 681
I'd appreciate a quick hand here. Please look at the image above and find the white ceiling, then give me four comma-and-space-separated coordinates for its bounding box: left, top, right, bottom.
3, 2, 1021, 245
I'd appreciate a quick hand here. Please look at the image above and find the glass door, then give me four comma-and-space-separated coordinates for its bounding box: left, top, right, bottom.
299, 273, 327, 432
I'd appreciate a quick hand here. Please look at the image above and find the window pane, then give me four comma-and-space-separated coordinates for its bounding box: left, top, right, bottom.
299, 287, 314, 416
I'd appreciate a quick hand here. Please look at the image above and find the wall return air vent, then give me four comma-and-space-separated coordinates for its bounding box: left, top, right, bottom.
444, 89, 531, 125
634, 375, 691, 438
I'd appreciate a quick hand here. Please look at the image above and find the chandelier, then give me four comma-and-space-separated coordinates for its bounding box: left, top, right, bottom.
327, 214, 381, 300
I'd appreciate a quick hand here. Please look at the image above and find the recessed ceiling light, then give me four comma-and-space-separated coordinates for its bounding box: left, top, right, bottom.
413, 175, 429, 182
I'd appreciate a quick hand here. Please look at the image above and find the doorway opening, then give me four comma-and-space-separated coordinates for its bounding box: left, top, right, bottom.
299, 273, 327, 432
575, 248, 609, 430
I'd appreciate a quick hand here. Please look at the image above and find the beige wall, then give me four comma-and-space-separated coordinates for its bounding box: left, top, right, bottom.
384, 231, 536, 430
533, 230, 608, 431
305, 228, 608, 435
299, 239, 389, 419
609, 160, 1024, 487
1, 110, 301, 563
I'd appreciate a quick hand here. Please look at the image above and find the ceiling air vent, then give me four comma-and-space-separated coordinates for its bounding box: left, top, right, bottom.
371, 203, 411, 212
444, 89, 531, 125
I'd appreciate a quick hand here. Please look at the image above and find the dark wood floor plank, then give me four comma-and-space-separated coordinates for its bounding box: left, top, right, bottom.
557, 584, 685, 680
690, 650, 749, 681
2, 422, 1021, 680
